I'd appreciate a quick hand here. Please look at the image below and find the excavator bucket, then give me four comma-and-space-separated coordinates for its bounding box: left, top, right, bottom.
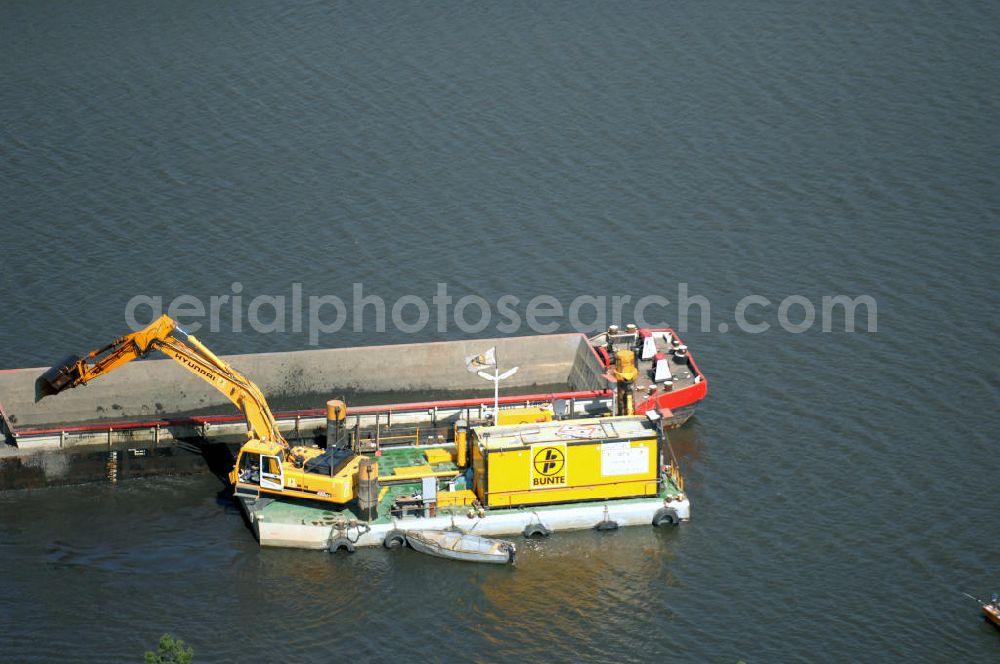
39, 355, 83, 396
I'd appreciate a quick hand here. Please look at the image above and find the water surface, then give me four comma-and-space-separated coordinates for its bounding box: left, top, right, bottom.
1, 1, 998, 661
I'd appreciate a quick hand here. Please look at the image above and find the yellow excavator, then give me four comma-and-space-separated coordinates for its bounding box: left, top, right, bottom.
41, 315, 362, 504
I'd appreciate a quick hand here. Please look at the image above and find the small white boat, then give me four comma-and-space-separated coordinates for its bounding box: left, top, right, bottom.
406, 530, 516, 564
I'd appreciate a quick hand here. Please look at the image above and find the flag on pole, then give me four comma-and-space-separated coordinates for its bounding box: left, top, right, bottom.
465, 347, 496, 373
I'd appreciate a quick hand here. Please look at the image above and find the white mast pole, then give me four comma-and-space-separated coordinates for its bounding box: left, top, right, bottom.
494, 349, 500, 417
475, 348, 517, 425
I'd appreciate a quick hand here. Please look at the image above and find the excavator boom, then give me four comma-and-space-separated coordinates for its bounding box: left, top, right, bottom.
40, 315, 284, 447
41, 315, 362, 506
41, 315, 177, 395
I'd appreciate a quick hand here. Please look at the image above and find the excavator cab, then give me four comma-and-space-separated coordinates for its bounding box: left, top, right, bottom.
231, 440, 286, 492
235, 449, 284, 488
231, 438, 360, 503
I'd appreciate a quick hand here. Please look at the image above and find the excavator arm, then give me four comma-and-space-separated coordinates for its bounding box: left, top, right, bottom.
40, 314, 285, 447
42, 315, 363, 505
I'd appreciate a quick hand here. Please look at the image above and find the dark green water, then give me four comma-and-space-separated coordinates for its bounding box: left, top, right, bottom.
2, 1, 998, 661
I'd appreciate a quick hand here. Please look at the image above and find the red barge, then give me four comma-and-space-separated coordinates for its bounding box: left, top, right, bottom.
0, 324, 706, 484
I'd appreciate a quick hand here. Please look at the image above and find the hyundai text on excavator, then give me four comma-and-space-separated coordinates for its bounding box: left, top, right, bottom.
40, 315, 365, 504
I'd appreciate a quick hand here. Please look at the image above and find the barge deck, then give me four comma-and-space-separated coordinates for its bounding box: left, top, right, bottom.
0, 326, 706, 491
240, 416, 690, 551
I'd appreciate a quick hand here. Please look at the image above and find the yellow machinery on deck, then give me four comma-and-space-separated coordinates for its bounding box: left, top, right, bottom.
40, 315, 362, 504
613, 349, 638, 415
41, 316, 669, 515
495, 406, 553, 426
469, 416, 661, 508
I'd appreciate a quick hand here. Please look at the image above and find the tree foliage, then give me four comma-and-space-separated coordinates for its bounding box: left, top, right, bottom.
144, 633, 193, 664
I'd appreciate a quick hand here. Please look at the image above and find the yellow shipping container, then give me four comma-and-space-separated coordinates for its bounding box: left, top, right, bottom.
471, 416, 662, 508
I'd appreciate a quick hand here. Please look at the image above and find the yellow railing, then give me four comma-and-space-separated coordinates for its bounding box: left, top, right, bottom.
663, 429, 685, 491
670, 464, 685, 491
351, 425, 453, 450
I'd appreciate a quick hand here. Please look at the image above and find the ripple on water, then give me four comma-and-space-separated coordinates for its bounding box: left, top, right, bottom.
2, 0, 999, 661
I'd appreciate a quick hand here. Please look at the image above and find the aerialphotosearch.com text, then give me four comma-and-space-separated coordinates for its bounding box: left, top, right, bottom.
124, 282, 878, 345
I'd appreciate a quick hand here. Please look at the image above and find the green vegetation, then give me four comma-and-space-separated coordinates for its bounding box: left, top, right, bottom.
144, 634, 193, 664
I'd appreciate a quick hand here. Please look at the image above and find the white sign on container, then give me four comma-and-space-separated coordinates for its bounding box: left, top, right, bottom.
601, 441, 648, 476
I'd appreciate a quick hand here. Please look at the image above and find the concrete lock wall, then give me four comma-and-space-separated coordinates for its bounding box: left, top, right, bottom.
0, 333, 606, 433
